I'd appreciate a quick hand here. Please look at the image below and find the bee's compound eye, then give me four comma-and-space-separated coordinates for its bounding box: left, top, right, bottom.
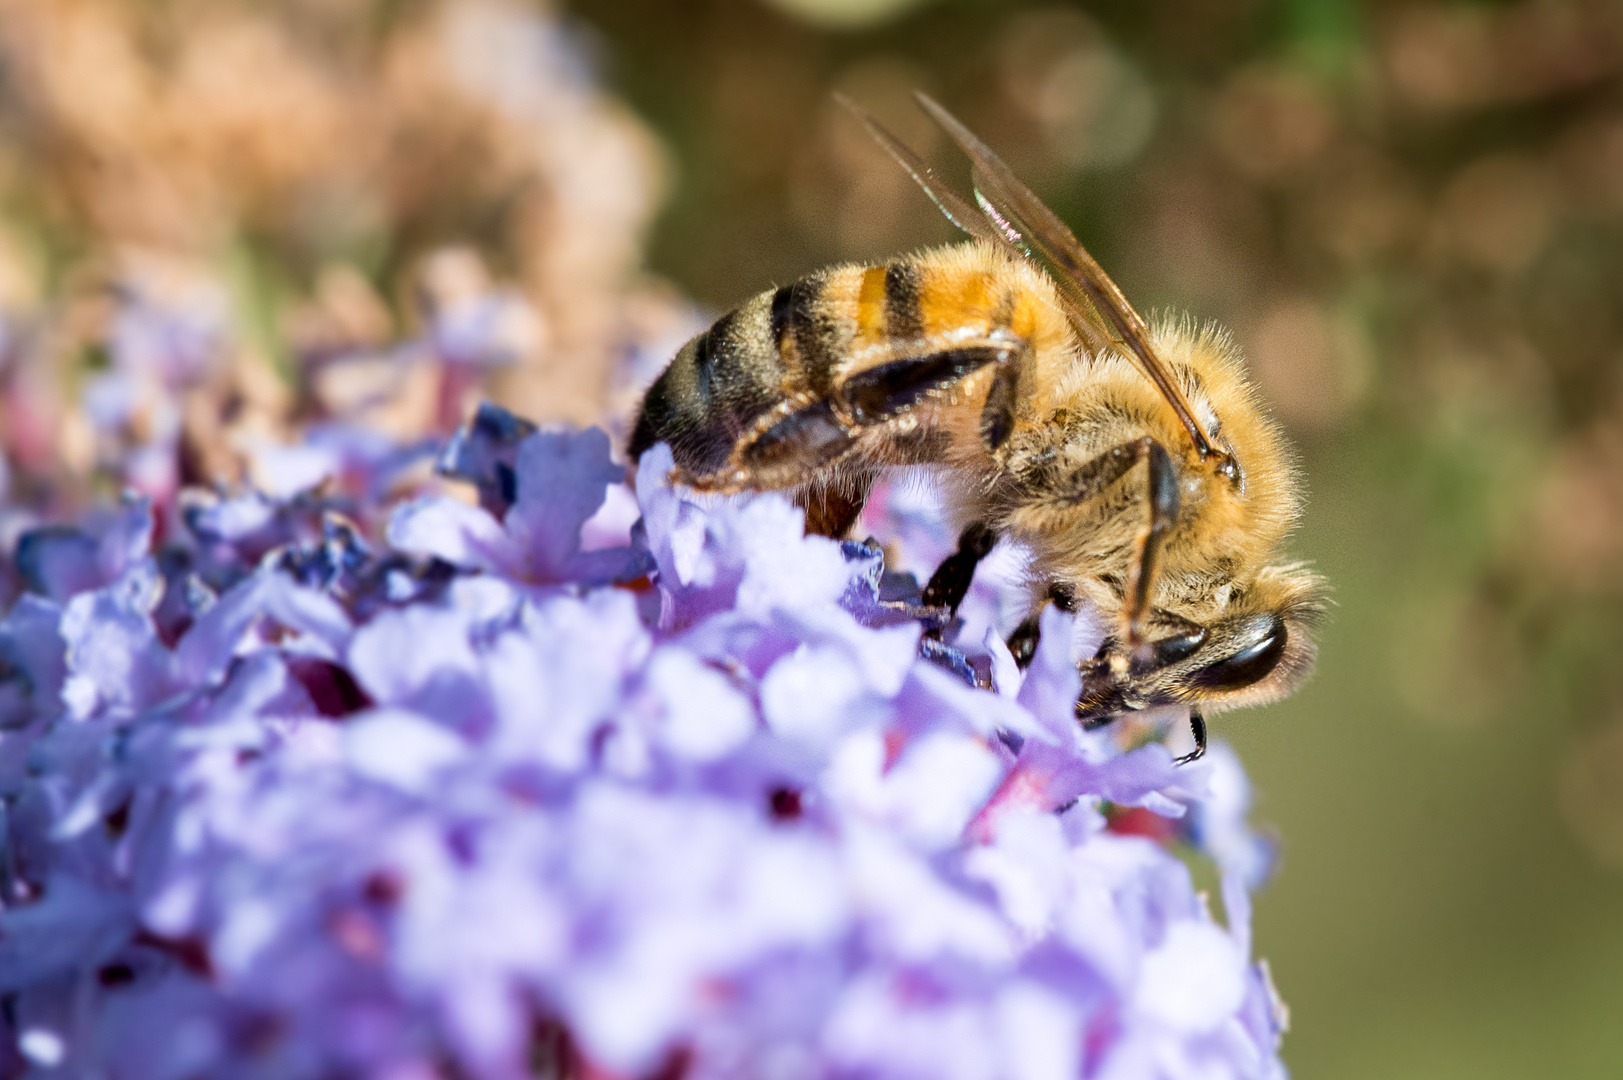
1152, 628, 1206, 667
1129, 627, 1207, 674
1190, 617, 1287, 691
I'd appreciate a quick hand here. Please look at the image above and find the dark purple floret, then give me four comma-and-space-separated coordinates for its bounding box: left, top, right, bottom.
437, 401, 540, 519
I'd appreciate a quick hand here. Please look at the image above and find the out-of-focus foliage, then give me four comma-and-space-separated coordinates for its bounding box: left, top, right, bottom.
567, 0, 1623, 1076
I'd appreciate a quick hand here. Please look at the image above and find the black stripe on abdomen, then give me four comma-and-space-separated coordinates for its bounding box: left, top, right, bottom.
769, 285, 794, 350
781, 272, 836, 397
691, 320, 721, 400
884, 261, 923, 341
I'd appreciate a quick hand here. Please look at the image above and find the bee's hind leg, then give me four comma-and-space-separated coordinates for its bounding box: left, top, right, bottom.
797, 470, 876, 539
1005, 612, 1042, 669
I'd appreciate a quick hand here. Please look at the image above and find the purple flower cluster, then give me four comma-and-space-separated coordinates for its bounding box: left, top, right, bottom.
0, 405, 1288, 1079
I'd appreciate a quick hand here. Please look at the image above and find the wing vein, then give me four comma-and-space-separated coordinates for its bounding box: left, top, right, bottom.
912, 92, 1218, 459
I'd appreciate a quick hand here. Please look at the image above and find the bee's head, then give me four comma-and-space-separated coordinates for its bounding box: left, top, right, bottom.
1074, 562, 1327, 726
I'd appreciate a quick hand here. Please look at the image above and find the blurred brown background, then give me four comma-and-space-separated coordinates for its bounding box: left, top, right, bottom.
0, 0, 1620, 1075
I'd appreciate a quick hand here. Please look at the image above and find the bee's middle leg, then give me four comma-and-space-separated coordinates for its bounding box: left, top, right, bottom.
723, 340, 1020, 491
921, 521, 997, 628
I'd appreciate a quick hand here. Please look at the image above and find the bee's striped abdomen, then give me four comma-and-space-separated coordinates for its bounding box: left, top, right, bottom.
630, 244, 1071, 482
760, 259, 944, 406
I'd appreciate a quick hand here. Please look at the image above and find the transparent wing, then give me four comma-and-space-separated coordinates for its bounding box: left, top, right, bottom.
835, 95, 996, 245
837, 94, 1111, 356
912, 92, 1218, 459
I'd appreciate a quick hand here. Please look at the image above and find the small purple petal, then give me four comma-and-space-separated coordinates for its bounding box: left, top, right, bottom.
59, 564, 174, 717
437, 402, 539, 517
0, 594, 66, 727
506, 428, 625, 574
637, 647, 756, 762
15, 499, 153, 603
388, 494, 511, 573
1130, 920, 1246, 1035
1015, 605, 1085, 741
347, 709, 470, 792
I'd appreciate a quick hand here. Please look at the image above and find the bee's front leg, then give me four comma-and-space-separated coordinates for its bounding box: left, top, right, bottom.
1081, 709, 1206, 767
1022, 435, 1180, 671
1120, 439, 1179, 673
1175, 711, 1208, 766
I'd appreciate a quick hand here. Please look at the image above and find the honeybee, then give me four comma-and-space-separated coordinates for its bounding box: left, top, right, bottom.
629, 94, 1325, 762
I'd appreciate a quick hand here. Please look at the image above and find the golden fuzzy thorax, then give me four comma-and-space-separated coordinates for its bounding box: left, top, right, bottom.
991, 317, 1302, 621
926, 293, 1324, 713
869, 247, 1324, 713
872, 247, 1296, 608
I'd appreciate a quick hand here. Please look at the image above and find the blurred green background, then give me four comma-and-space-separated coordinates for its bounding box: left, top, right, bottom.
0, 0, 1619, 1074
570, 0, 1623, 1075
